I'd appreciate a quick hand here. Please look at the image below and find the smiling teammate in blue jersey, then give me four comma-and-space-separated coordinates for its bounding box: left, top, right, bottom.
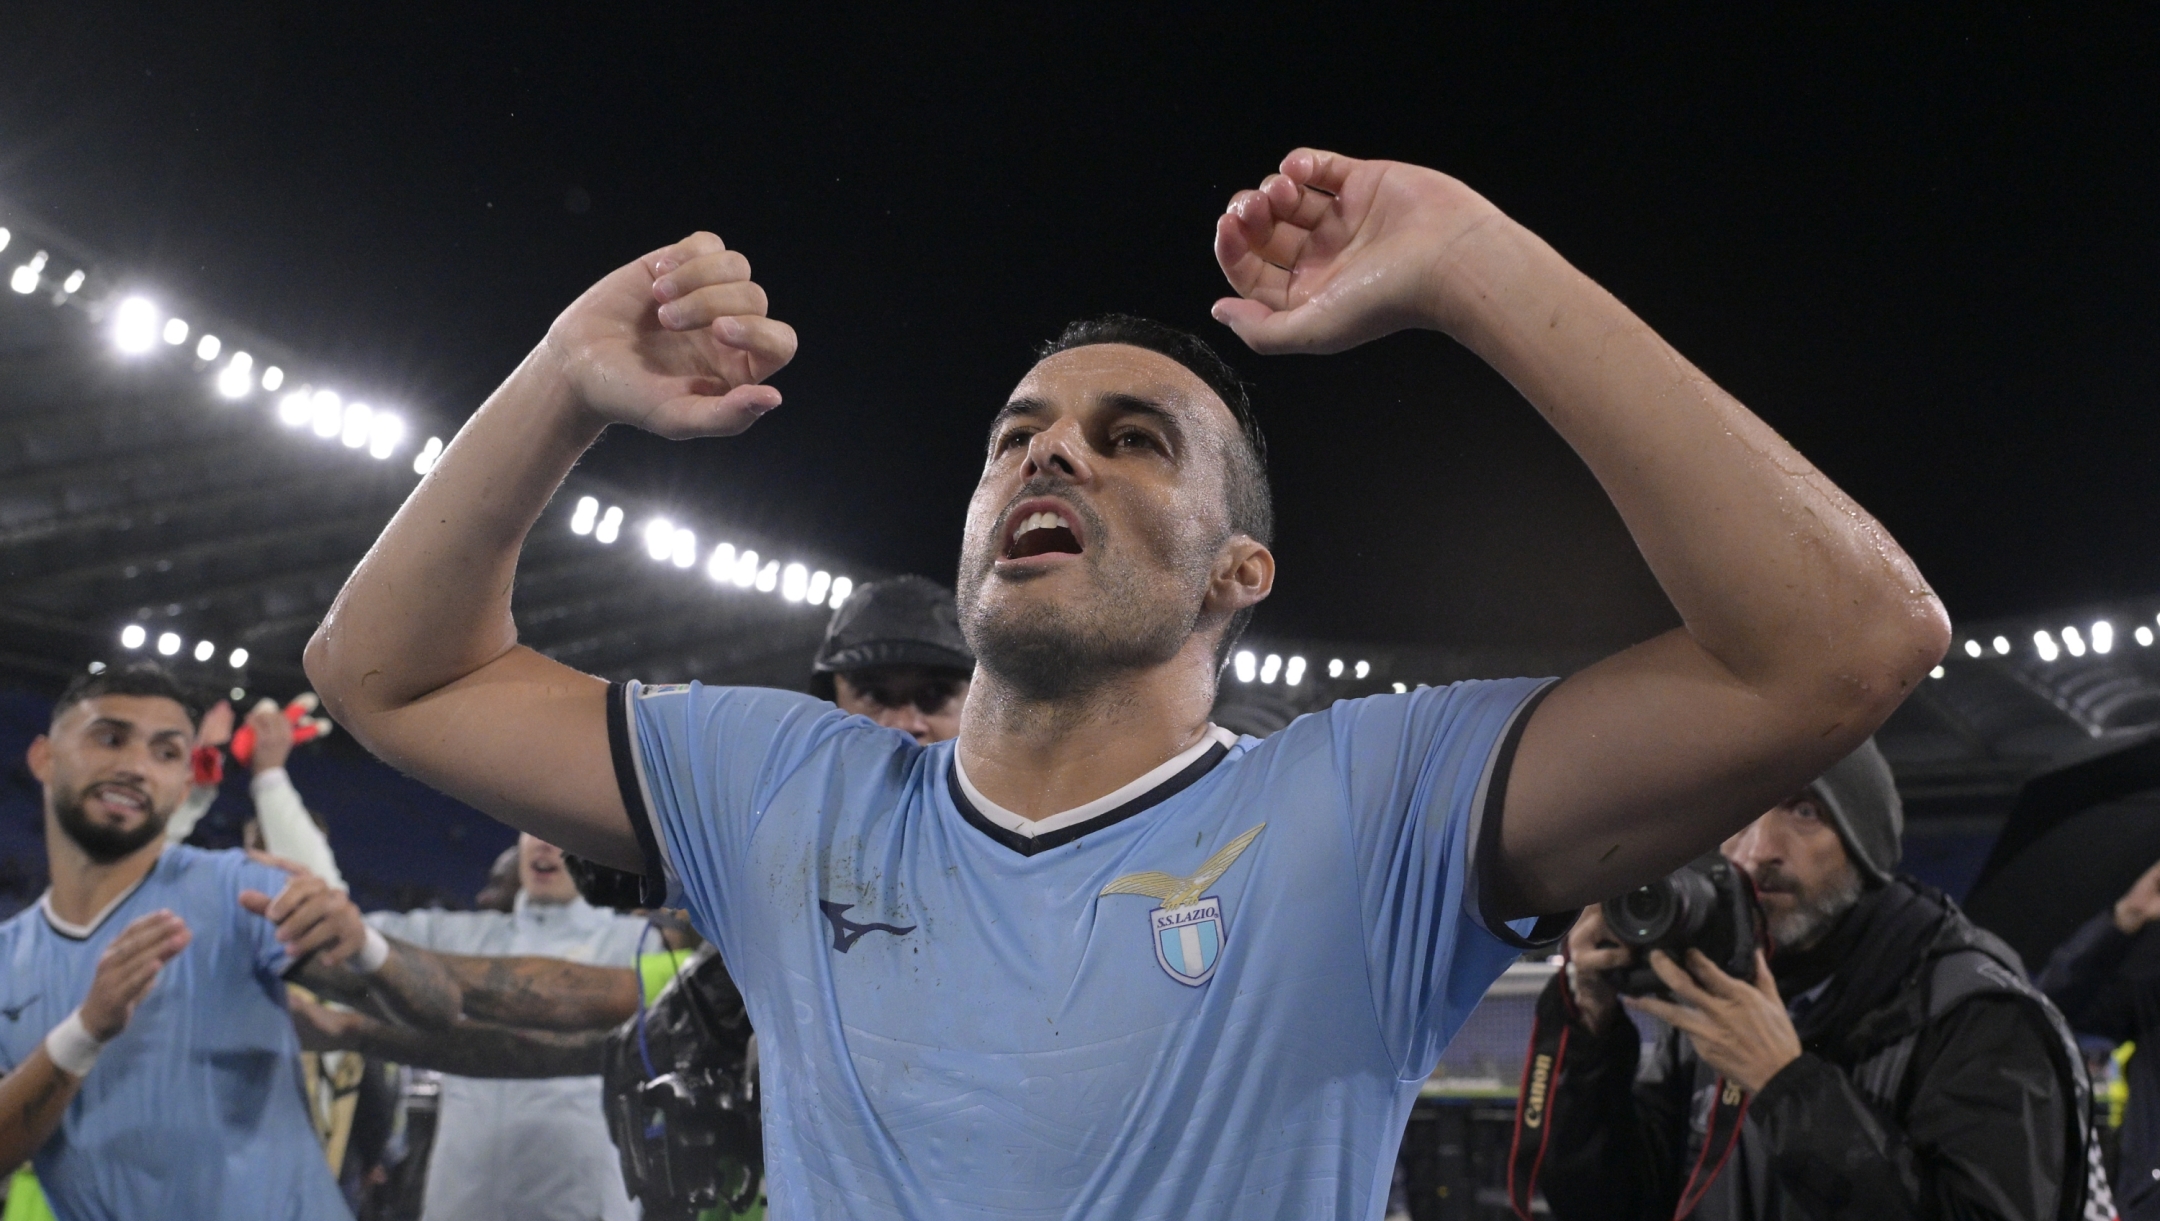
307, 148, 1951, 1218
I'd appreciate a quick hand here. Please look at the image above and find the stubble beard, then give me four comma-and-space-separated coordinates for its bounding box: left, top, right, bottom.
51, 777, 170, 865
958, 491, 1218, 704
1761, 861, 1863, 953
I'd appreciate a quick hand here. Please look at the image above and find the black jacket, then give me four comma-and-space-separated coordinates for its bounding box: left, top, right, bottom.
2038, 910, 2160, 1220
1539, 880, 2108, 1221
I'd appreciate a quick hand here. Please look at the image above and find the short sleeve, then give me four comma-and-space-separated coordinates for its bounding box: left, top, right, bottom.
364, 907, 438, 949
1328, 677, 1560, 1075
610, 681, 856, 936
229, 857, 301, 982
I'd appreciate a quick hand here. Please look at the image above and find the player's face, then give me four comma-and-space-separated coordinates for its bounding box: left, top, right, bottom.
1722, 796, 1862, 953
517, 833, 581, 905
957, 345, 1245, 696
31, 695, 195, 864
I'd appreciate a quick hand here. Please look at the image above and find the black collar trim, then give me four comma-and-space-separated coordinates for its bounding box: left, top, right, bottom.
947, 741, 1232, 857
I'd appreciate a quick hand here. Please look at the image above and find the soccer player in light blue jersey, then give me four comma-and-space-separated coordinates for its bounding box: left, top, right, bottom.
0, 664, 464, 1220
307, 148, 1951, 1218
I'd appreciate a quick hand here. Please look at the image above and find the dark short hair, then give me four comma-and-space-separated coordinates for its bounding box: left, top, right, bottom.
1037, 315, 1275, 666
51, 662, 202, 730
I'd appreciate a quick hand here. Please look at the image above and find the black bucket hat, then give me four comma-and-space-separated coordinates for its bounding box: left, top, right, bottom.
812, 575, 974, 675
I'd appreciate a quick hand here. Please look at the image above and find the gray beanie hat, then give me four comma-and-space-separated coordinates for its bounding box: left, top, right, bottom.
1807, 738, 1903, 887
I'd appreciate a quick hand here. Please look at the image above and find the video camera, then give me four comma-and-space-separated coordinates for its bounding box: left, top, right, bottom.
1597, 855, 1764, 997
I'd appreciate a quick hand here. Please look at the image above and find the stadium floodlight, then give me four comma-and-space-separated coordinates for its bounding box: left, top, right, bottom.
28, 251, 46, 272
120, 624, 146, 649
162, 317, 189, 345
193, 640, 215, 662
276, 390, 310, 426
2034, 630, 2059, 662
1233, 650, 1257, 683
1285, 656, 1307, 686
806, 570, 832, 606
0, 228, 8, 253
229, 647, 249, 669
828, 576, 854, 608
10, 264, 38, 294
1393, 682, 1408, 693
309, 390, 343, 438
1260, 654, 1282, 684
1327, 658, 1344, 678
216, 351, 254, 399
413, 436, 445, 475
195, 334, 221, 361
112, 296, 160, 354
2063, 626, 2087, 658
642, 518, 675, 560
156, 632, 182, 656
261, 366, 284, 392
732, 549, 760, 588
2093, 621, 2115, 655
570, 496, 599, 535
754, 561, 779, 592
366, 411, 405, 460
1963, 639, 1982, 659
594, 505, 622, 543
1929, 665, 1945, 679
1354, 660, 1370, 679
782, 563, 808, 602
706, 542, 736, 580
340, 401, 373, 448
1992, 636, 2011, 656
60, 269, 84, 294
2139, 626, 2155, 648
671, 528, 697, 568
89, 661, 107, 674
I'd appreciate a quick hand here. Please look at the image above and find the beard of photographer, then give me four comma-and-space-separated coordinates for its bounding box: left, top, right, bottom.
1534, 740, 2111, 1221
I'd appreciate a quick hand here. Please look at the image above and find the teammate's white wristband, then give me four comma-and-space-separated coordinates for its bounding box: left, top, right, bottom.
352, 926, 390, 974
44, 1009, 105, 1078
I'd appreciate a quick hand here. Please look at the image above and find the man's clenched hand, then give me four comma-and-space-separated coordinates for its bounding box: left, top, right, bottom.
1212, 148, 1508, 355
542, 230, 798, 440
240, 867, 368, 967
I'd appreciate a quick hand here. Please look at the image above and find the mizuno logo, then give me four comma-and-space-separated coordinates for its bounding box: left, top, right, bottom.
2, 996, 38, 1021
819, 901, 916, 953
1100, 824, 1266, 910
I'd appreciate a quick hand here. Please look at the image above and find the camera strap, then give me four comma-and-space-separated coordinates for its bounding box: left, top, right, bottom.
1509, 955, 1752, 1221
1506, 964, 1575, 1220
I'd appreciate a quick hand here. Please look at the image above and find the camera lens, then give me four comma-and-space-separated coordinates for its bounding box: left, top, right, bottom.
1614, 882, 1677, 942
1601, 866, 1719, 949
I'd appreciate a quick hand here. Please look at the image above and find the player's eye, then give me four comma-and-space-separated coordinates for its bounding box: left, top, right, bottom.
994, 428, 1034, 454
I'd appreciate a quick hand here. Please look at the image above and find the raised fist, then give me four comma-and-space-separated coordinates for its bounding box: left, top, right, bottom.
542, 231, 798, 441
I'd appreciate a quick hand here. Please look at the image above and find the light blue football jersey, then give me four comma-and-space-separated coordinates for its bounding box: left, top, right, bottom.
0, 845, 351, 1220
612, 677, 1557, 1220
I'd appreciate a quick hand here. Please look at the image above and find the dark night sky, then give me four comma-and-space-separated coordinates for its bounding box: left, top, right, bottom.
5, 5, 2156, 655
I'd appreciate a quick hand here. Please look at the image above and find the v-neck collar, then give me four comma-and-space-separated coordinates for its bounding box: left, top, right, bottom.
41, 858, 159, 941
948, 726, 1238, 857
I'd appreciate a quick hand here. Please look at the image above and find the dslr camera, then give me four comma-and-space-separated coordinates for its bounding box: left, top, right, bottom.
1597, 854, 1764, 997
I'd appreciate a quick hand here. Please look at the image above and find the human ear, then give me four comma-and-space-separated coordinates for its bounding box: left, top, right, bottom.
26, 735, 52, 785
1205, 537, 1275, 615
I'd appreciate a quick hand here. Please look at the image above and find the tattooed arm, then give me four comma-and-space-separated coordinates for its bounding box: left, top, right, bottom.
289, 991, 608, 1078
435, 952, 642, 1031
291, 937, 466, 1031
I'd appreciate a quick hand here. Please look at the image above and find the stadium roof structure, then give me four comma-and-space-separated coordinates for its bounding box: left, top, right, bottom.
5, 204, 2159, 817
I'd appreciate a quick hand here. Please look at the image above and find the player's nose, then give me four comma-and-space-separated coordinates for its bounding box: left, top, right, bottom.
1023, 419, 1093, 484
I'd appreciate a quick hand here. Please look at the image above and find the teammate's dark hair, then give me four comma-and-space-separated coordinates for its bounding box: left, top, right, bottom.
51, 662, 203, 730
1038, 315, 1274, 668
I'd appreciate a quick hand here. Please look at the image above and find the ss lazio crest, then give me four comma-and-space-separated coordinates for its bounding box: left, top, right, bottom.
1099, 824, 1264, 988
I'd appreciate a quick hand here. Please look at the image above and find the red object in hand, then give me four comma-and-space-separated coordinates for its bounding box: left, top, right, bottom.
190, 745, 225, 788
230, 692, 336, 767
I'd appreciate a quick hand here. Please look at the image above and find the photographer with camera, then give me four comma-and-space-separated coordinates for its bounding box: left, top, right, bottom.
1522, 740, 2112, 1221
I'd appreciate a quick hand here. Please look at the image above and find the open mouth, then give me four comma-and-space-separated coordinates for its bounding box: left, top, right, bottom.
87, 782, 151, 818
1001, 500, 1085, 561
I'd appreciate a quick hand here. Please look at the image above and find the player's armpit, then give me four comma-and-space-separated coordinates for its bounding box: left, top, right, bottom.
437, 952, 641, 1031
290, 936, 463, 1031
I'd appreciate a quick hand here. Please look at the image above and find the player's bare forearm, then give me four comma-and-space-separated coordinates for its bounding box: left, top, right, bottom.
440, 952, 641, 1031
1438, 218, 1947, 908
1212, 152, 1949, 914
293, 937, 463, 1030
338, 1010, 610, 1078
304, 234, 793, 866
0, 1052, 83, 1170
